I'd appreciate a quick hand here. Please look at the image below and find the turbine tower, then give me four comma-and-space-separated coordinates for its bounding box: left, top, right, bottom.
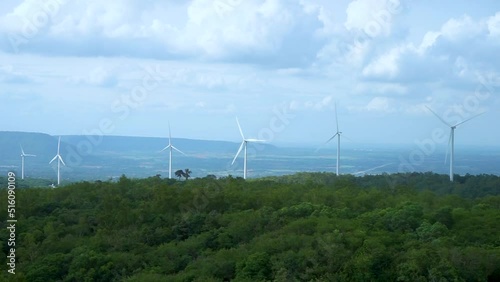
426, 106, 484, 182
20, 145, 36, 180
324, 103, 342, 176
231, 117, 265, 179
160, 123, 186, 179
49, 136, 66, 186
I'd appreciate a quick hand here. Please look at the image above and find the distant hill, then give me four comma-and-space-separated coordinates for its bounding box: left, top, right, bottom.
61, 135, 251, 154
0, 131, 275, 156
0, 131, 61, 160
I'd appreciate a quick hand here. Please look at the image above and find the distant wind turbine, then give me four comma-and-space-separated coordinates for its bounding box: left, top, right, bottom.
426, 106, 485, 182
324, 103, 343, 176
352, 163, 393, 176
160, 123, 186, 179
20, 145, 36, 180
231, 117, 265, 179
49, 136, 66, 186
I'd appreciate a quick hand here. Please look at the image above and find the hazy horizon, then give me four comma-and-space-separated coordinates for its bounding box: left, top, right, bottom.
1, 131, 499, 182
3, 130, 500, 149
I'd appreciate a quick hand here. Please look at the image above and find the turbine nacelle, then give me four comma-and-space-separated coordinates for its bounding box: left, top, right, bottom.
49, 155, 66, 166
20, 145, 36, 157
160, 144, 186, 155
49, 137, 66, 166
20, 145, 36, 180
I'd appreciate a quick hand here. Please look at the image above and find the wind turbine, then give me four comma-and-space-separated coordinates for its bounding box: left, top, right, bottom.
324, 103, 342, 176
20, 145, 36, 180
231, 117, 265, 179
353, 163, 392, 176
160, 123, 186, 179
49, 136, 66, 186
426, 106, 484, 182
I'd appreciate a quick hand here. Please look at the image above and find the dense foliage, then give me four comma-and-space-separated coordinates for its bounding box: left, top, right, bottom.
1, 172, 499, 281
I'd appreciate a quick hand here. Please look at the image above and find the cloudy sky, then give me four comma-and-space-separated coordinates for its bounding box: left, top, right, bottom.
1, 0, 499, 147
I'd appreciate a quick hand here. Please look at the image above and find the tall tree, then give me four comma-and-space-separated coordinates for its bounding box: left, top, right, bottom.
184, 169, 191, 181
175, 170, 184, 180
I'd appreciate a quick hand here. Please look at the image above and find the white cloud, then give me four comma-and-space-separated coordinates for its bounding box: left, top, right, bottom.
0, 65, 32, 83
180, 0, 307, 58
346, 0, 385, 30
405, 102, 431, 114
360, 12, 500, 85
313, 95, 334, 110
453, 56, 469, 77
347, 96, 395, 113
340, 40, 372, 68
355, 82, 407, 95
440, 15, 482, 41
418, 31, 440, 54
365, 96, 393, 112
351, 96, 430, 114
487, 12, 500, 37
1, 1, 500, 145
0, 0, 325, 66
345, 0, 401, 36
69, 67, 118, 87
362, 46, 402, 78
286, 95, 334, 111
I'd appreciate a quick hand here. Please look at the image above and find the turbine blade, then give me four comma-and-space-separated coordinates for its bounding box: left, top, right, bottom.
426, 106, 451, 127
171, 145, 187, 156
26, 154, 36, 157
49, 155, 58, 164
342, 134, 354, 143
20, 145, 25, 155
57, 136, 61, 154
325, 133, 339, 144
159, 145, 170, 153
59, 155, 66, 166
236, 117, 245, 139
335, 102, 339, 133
444, 129, 452, 164
314, 132, 340, 153
453, 111, 486, 127
168, 122, 172, 145
231, 141, 245, 165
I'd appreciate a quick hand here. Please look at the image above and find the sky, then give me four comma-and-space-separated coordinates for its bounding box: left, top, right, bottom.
1, 0, 499, 147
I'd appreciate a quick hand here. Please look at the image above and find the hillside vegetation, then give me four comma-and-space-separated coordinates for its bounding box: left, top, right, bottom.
1, 172, 499, 281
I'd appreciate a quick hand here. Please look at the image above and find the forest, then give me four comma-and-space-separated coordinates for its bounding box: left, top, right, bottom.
0, 172, 499, 281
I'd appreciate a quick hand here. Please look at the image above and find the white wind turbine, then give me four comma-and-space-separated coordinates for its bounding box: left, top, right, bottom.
324, 103, 343, 176
20, 145, 36, 180
231, 117, 265, 179
49, 136, 66, 186
160, 123, 186, 179
426, 106, 485, 182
